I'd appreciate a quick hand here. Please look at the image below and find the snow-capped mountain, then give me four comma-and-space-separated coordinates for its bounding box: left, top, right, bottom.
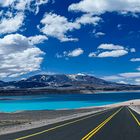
0, 74, 122, 89
0, 74, 140, 95
0, 74, 139, 91
25, 74, 111, 86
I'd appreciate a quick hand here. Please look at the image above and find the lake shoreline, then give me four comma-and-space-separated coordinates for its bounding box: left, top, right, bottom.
0, 88, 140, 96
0, 91, 140, 112
0, 89, 140, 98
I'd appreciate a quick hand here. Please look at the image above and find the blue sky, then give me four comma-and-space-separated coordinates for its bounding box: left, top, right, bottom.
0, 0, 140, 84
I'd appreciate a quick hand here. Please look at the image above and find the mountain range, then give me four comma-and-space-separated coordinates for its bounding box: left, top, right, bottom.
0, 74, 139, 95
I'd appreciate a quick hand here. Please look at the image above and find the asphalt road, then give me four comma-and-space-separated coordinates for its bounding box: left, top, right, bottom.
0, 106, 140, 140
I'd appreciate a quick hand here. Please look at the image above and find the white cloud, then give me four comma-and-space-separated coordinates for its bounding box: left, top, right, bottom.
67, 48, 84, 57
137, 67, 140, 71
88, 52, 96, 57
36, 0, 49, 5
130, 48, 136, 52
98, 50, 128, 58
0, 34, 44, 78
103, 75, 123, 81
130, 58, 140, 62
39, 12, 101, 42
119, 72, 140, 78
98, 44, 124, 50
94, 32, 105, 38
103, 72, 140, 85
0, 12, 24, 34
28, 35, 48, 45
69, 0, 140, 15
76, 14, 101, 25
39, 13, 80, 42
0, 0, 15, 7
34, 0, 49, 14
0, 0, 50, 39
0, 11, 3, 16
56, 48, 84, 58
0, 0, 49, 14
117, 24, 122, 30
135, 78, 140, 85
135, 78, 140, 82
102, 75, 123, 81
55, 53, 63, 58
89, 43, 129, 58
117, 81, 128, 84
14, 0, 28, 11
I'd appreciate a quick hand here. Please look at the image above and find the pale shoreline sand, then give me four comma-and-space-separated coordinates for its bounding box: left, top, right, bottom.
0, 99, 140, 135
95, 90, 140, 94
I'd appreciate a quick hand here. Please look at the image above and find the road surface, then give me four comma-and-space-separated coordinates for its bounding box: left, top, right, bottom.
0, 107, 140, 140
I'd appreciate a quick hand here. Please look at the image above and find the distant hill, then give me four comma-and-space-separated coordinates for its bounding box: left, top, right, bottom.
0, 74, 139, 95
0, 74, 121, 88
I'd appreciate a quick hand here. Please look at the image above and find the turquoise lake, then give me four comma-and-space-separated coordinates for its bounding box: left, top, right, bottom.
0, 92, 140, 112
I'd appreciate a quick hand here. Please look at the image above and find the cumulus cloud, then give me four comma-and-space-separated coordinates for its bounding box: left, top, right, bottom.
0, 0, 49, 14
103, 75, 123, 81
69, 0, 140, 15
39, 12, 101, 42
56, 48, 84, 58
103, 73, 140, 85
0, 0, 14, 7
0, 0, 50, 36
34, 0, 49, 14
94, 32, 105, 38
14, 0, 29, 11
0, 34, 44, 78
130, 48, 136, 53
67, 48, 84, 57
98, 44, 124, 50
76, 14, 101, 25
98, 50, 128, 58
130, 58, 140, 62
89, 43, 129, 58
28, 35, 48, 45
39, 13, 80, 42
0, 12, 24, 34
119, 72, 140, 78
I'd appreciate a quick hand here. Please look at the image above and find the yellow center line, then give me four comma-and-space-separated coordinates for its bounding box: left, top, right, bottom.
15, 108, 114, 140
81, 107, 123, 140
127, 108, 140, 126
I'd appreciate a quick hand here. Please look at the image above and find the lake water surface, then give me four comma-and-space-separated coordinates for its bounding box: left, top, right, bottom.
0, 92, 140, 112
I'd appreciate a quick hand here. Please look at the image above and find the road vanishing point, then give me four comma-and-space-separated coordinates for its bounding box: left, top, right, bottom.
0, 107, 140, 140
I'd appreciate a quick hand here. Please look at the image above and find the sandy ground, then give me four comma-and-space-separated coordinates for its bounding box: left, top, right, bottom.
101, 99, 140, 107
0, 99, 140, 135
102, 99, 140, 114
0, 107, 109, 135
129, 105, 140, 114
